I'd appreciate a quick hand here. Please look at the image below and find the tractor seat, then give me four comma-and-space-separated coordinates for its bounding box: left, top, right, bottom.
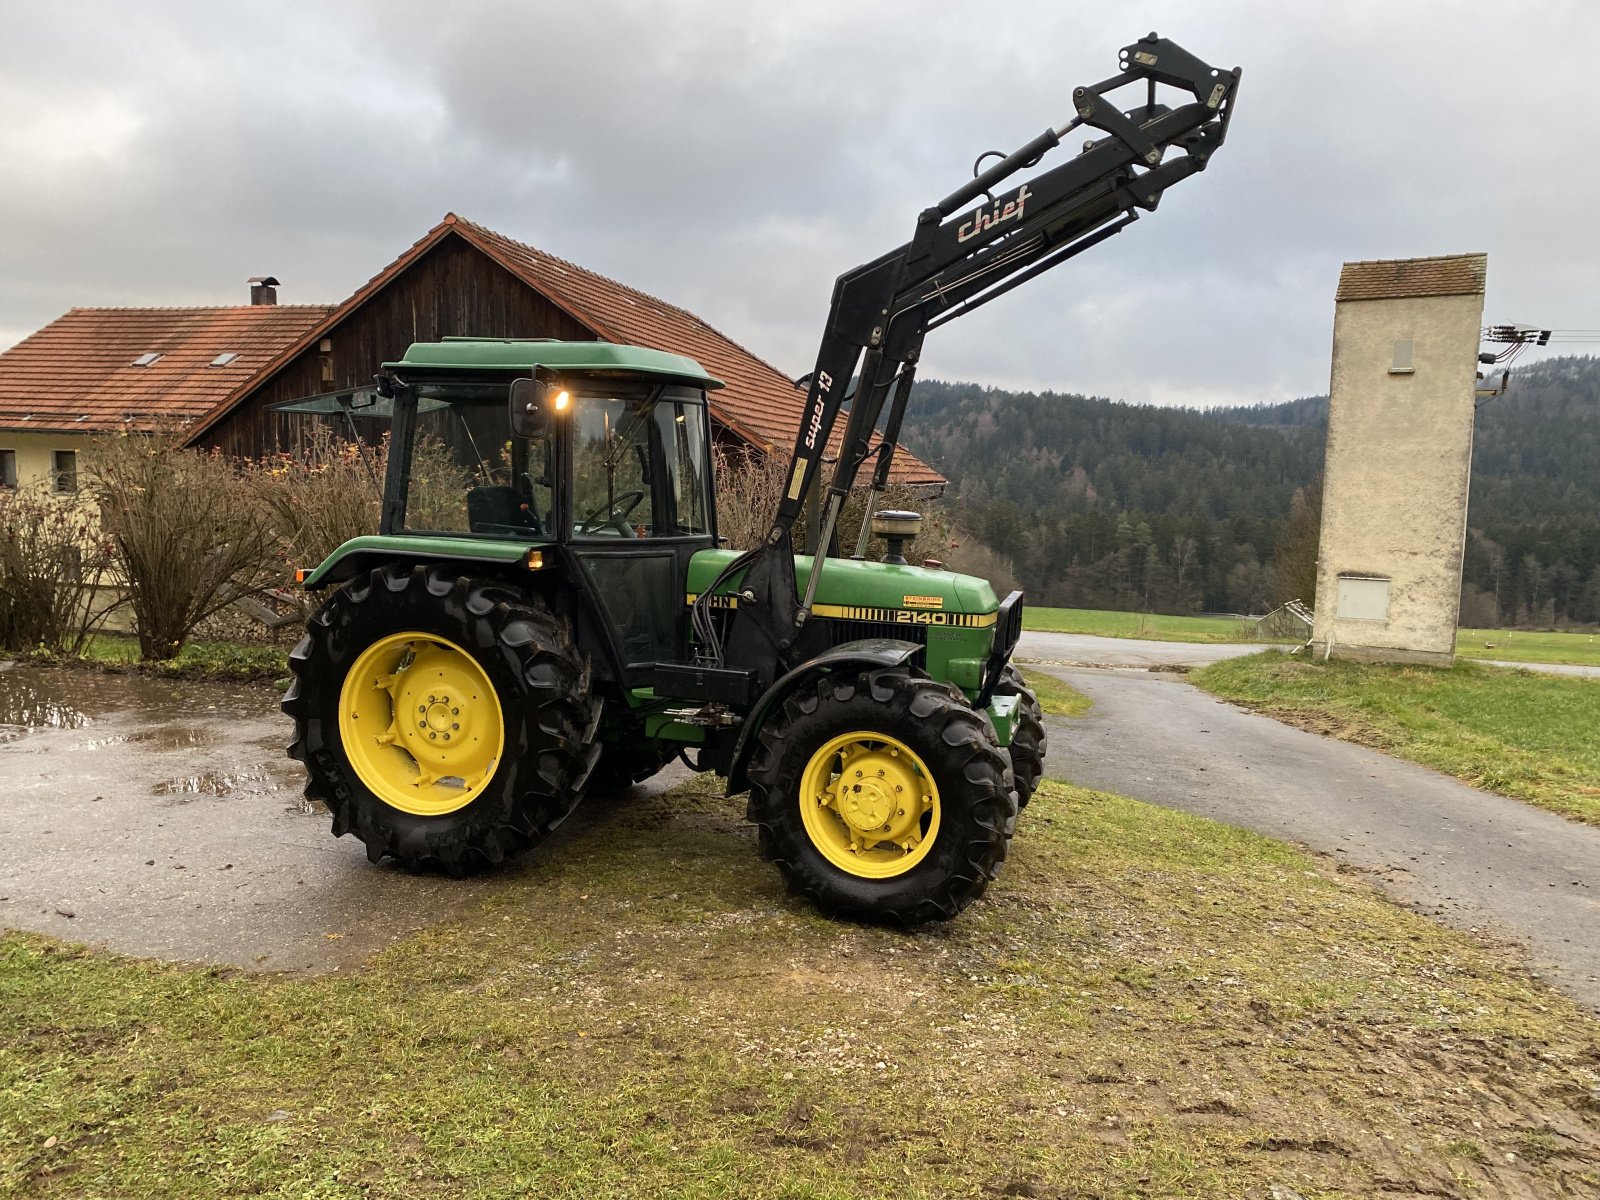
467, 485, 542, 536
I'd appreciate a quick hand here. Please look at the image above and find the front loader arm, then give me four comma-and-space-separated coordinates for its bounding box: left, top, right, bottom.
718, 33, 1240, 684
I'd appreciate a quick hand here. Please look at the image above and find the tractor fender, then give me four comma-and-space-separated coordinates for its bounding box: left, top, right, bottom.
725, 637, 922, 795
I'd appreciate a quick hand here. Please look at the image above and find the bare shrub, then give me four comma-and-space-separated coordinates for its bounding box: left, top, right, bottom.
712, 448, 788, 552
405, 433, 479, 534
0, 483, 117, 654
939, 536, 1020, 596
89, 431, 281, 660
712, 449, 1011, 584
248, 424, 383, 573
240, 427, 468, 633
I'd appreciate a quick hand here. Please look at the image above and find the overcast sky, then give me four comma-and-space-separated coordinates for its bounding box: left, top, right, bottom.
3, 1, 1596, 407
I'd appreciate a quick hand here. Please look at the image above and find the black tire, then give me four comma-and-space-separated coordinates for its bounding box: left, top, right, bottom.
746, 668, 1015, 926
282, 564, 601, 874
994, 663, 1047, 810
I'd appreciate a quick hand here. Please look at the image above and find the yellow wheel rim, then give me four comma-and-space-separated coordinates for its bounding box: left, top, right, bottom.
338, 632, 504, 817
798, 731, 941, 879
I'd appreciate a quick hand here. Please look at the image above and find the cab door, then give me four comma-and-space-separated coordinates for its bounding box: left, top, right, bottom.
562, 385, 717, 678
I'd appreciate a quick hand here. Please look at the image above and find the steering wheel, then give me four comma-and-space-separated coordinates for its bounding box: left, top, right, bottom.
577, 489, 645, 535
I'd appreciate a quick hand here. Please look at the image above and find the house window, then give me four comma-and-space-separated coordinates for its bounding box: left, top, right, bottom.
53, 449, 78, 494
1335, 574, 1391, 622
1388, 339, 1415, 375
0, 449, 16, 488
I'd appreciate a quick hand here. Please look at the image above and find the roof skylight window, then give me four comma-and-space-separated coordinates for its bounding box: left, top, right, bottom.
131, 352, 162, 367
210, 352, 240, 367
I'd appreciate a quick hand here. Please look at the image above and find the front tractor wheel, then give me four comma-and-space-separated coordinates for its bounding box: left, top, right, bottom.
282, 565, 601, 874
995, 664, 1047, 810
746, 669, 1015, 925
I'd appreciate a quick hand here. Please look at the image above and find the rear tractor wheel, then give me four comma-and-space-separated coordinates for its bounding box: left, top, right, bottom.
746, 668, 1015, 925
282, 564, 601, 874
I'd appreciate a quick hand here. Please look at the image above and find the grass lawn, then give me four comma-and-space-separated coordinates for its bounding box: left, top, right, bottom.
1022, 667, 1092, 717
1022, 606, 1267, 643
5, 774, 1600, 1198
1195, 652, 1600, 825
20, 633, 293, 684
1456, 626, 1600, 667
1022, 607, 1600, 668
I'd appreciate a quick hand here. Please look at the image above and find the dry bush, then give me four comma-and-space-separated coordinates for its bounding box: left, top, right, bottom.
0, 483, 117, 654
712, 448, 1012, 586
405, 434, 479, 534
711, 448, 788, 552
247, 424, 383, 573
246, 426, 471, 568
89, 431, 281, 660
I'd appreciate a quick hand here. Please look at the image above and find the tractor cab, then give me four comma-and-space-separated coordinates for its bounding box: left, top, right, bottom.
378, 338, 719, 549
281, 338, 723, 672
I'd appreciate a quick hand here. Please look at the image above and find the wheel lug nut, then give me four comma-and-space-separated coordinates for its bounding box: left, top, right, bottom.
452, 723, 460, 730
443, 734, 451, 741
429, 732, 437, 740
451, 707, 459, 716
419, 705, 427, 713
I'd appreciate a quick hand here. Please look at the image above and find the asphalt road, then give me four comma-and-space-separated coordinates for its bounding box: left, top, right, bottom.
1034, 662, 1600, 1010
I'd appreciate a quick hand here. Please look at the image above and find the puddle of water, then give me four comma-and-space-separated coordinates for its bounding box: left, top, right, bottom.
74, 726, 224, 752
0, 664, 275, 730
0, 673, 90, 730
134, 726, 222, 750
287, 795, 327, 817
154, 768, 278, 799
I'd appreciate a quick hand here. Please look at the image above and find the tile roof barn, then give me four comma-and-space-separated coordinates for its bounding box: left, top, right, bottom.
0, 304, 332, 433
186, 214, 944, 490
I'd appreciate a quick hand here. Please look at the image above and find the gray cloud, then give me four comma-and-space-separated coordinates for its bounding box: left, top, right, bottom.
3, 0, 1596, 405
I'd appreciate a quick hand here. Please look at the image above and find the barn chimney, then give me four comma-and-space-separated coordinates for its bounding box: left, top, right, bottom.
248, 276, 280, 305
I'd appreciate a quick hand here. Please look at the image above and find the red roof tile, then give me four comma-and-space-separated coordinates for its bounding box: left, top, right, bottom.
0, 305, 331, 433
1336, 254, 1487, 303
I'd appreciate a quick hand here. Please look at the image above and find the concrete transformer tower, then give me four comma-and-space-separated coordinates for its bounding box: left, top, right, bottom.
1312, 253, 1487, 666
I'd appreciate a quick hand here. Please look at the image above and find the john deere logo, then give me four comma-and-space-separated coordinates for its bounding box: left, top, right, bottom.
903, 595, 944, 610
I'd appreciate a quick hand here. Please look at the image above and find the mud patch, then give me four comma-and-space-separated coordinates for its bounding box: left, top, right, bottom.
1240, 700, 1399, 750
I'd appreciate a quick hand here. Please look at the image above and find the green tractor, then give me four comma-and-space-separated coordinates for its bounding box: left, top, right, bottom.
281, 34, 1238, 924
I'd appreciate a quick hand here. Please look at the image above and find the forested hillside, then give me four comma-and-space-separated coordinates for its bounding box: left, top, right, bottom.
901, 356, 1600, 626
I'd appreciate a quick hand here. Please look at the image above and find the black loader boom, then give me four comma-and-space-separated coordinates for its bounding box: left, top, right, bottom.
713, 32, 1241, 686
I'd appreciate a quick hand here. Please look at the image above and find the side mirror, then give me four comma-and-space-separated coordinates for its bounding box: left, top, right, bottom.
509, 378, 549, 438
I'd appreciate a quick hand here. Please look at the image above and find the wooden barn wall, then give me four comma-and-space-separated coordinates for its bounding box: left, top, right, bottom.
193, 235, 597, 458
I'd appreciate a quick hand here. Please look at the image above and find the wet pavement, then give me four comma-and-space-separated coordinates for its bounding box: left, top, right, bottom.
0, 662, 685, 974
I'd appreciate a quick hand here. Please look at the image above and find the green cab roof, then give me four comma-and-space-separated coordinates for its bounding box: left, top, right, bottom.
383, 337, 724, 389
